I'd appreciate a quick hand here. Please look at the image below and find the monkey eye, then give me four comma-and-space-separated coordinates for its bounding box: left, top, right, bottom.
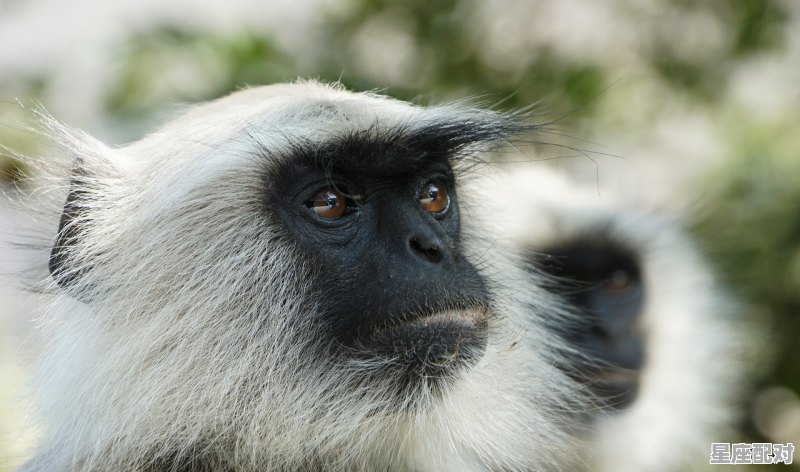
419, 180, 450, 215
605, 269, 634, 294
306, 186, 357, 220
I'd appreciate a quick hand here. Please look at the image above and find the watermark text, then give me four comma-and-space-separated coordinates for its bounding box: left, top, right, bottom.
710, 442, 794, 465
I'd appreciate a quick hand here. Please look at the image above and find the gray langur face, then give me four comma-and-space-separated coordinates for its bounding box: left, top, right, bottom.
263, 125, 491, 385
48, 85, 507, 390
537, 238, 644, 409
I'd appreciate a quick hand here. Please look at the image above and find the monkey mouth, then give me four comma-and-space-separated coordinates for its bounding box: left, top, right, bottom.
367, 307, 490, 372
374, 308, 487, 333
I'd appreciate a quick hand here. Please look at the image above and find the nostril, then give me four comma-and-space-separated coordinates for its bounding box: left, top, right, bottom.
410, 237, 444, 263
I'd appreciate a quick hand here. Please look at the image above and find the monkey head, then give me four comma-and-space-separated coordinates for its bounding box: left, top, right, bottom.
27, 82, 581, 471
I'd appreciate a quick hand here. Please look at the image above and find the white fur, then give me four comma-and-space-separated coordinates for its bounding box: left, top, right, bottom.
19, 82, 584, 471
475, 166, 753, 472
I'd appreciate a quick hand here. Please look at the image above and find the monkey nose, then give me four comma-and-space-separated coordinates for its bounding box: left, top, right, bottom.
409, 235, 444, 264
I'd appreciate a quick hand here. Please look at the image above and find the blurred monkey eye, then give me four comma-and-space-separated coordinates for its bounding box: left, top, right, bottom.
419, 180, 450, 215
307, 187, 349, 220
606, 269, 633, 294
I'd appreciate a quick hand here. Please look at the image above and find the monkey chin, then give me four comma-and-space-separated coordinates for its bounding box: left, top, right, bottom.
368, 309, 490, 381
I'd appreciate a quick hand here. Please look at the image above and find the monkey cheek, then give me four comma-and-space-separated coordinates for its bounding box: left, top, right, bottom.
370, 310, 489, 375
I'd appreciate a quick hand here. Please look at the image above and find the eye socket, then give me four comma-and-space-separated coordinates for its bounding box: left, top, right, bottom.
307, 187, 350, 220
419, 180, 450, 215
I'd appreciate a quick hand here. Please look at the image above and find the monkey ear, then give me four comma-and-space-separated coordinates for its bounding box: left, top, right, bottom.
49, 170, 93, 291
35, 113, 120, 294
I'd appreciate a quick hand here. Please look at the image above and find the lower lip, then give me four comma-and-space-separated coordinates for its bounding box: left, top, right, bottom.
367, 309, 489, 371
400, 309, 486, 329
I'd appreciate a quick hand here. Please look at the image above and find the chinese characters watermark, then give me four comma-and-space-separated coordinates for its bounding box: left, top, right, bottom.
710, 442, 794, 465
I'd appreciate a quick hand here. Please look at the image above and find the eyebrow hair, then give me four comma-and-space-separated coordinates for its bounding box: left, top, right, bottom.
265, 115, 527, 176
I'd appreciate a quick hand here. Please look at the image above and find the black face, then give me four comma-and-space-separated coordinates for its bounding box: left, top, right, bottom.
267, 133, 491, 384
535, 238, 645, 411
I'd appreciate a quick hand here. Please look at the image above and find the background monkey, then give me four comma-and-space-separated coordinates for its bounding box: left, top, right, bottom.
18, 82, 585, 472
477, 166, 752, 472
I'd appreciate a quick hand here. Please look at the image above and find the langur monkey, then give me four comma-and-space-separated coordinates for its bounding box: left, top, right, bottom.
479, 167, 750, 472
18, 82, 587, 472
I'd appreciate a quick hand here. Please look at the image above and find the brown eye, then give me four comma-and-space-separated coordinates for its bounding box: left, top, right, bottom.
419, 181, 450, 215
308, 187, 347, 220
606, 269, 632, 294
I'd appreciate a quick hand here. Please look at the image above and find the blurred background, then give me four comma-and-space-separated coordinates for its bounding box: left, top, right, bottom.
0, 0, 798, 470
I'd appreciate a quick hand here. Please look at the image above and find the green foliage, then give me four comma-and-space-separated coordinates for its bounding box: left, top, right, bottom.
102, 0, 612, 122
89, 0, 792, 127
730, 0, 788, 54
0, 75, 48, 185
667, 0, 788, 55
105, 27, 297, 126
317, 0, 607, 110
651, 49, 717, 100
695, 116, 800, 392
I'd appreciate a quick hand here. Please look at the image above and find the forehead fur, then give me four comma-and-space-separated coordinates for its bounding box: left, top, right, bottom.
115, 81, 520, 181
